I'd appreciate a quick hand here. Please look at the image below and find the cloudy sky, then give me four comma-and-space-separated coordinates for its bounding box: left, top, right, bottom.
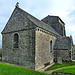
0, 0, 75, 47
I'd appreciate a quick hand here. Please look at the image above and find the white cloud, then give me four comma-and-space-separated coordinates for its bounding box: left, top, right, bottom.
0, 0, 75, 45
49, 0, 75, 44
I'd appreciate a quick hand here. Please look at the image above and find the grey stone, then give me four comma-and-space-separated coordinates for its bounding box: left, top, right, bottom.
41, 15, 66, 37
57, 57, 62, 64
1, 4, 73, 70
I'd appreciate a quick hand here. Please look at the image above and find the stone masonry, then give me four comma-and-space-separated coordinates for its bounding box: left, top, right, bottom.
41, 15, 66, 37
1, 3, 73, 70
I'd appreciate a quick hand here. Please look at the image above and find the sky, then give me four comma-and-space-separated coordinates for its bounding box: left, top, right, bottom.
0, 0, 75, 47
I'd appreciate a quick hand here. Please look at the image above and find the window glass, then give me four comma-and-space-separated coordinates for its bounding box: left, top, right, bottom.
14, 33, 19, 48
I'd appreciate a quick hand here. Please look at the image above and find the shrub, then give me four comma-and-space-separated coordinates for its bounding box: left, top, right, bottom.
0, 51, 2, 57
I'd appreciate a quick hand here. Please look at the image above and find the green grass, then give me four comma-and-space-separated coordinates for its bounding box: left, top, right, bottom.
45, 62, 75, 71
54, 66, 75, 75
0, 63, 50, 75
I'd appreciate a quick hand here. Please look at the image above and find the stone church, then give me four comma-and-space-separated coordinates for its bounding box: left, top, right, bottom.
1, 3, 73, 70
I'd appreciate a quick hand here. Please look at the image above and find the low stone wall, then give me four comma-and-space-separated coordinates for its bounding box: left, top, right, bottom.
52, 72, 71, 75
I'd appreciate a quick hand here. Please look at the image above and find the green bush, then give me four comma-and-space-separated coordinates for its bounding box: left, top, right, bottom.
0, 51, 2, 57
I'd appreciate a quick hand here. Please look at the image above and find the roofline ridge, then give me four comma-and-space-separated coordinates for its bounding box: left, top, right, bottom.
17, 7, 61, 37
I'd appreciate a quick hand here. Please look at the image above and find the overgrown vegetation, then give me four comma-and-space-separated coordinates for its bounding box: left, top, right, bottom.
0, 63, 50, 75
54, 66, 75, 75
45, 62, 75, 71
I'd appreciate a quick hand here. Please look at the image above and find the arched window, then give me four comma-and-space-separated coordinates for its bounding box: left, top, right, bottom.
14, 33, 19, 48
50, 41, 52, 53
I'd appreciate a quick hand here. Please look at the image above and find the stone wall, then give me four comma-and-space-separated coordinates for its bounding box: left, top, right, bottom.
35, 27, 56, 70
2, 29, 35, 69
2, 7, 36, 34
41, 16, 66, 36
2, 7, 38, 69
54, 50, 71, 62
50, 23, 63, 36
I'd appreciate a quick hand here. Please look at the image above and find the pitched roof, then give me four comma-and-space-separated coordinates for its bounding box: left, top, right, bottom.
17, 7, 62, 36
41, 15, 65, 25
54, 37, 72, 50
2, 7, 61, 37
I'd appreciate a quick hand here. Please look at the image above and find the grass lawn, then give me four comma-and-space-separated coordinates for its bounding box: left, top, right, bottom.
54, 66, 75, 75
0, 63, 50, 75
45, 62, 75, 71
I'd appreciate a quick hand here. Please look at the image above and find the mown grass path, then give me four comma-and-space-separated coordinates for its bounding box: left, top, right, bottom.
54, 66, 75, 75
45, 62, 75, 71
44, 65, 75, 74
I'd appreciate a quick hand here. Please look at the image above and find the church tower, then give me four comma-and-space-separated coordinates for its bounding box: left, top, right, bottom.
41, 15, 66, 37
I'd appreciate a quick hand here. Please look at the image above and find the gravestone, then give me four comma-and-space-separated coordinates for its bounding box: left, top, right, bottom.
57, 57, 62, 64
